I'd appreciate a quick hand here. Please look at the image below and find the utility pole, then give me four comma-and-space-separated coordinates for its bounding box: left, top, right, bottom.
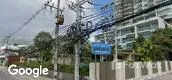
54, 0, 60, 79
42, 1, 64, 80
102, 30, 108, 62
114, 27, 118, 62
75, 0, 81, 80
67, 0, 92, 80
47, 0, 64, 79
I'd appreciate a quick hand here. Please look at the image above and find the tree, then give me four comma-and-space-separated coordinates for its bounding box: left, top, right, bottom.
80, 41, 92, 64
19, 47, 28, 56
133, 36, 145, 50
19, 45, 37, 56
136, 39, 161, 61
151, 28, 172, 60
51, 35, 75, 65
57, 35, 75, 55
34, 31, 53, 62
134, 28, 172, 61
56, 36, 93, 63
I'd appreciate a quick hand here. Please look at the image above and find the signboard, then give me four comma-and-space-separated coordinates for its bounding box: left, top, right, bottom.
91, 42, 112, 55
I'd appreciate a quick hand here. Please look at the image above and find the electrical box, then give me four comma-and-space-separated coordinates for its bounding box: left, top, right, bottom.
57, 15, 64, 25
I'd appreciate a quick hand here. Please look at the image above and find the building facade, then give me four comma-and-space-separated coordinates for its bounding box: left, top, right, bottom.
0, 44, 28, 65
95, 0, 172, 50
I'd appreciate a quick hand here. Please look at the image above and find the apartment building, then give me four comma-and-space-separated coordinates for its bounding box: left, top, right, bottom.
95, 0, 172, 50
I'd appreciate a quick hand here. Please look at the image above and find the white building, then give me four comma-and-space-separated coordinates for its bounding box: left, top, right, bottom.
95, 0, 172, 50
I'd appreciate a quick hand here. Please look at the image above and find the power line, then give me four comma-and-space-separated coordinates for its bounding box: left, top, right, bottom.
4, 0, 52, 39
5, 6, 46, 39
49, 24, 72, 36
82, 8, 113, 20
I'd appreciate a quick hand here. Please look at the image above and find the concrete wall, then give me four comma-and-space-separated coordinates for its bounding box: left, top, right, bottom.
89, 61, 172, 80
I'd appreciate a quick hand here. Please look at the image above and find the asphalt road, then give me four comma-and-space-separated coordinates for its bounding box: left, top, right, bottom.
0, 69, 18, 80
0, 66, 171, 80
0, 67, 51, 80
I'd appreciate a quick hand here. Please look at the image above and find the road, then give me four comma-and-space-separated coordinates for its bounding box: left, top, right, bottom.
0, 67, 51, 80
0, 66, 171, 80
145, 73, 172, 80
0, 69, 18, 80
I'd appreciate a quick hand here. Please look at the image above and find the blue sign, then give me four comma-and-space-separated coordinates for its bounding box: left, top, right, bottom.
91, 42, 112, 55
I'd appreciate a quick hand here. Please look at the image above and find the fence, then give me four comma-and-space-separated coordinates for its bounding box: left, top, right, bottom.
89, 61, 172, 80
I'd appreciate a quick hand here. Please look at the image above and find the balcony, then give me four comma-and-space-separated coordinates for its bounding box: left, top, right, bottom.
155, 0, 170, 5
122, 37, 135, 43
138, 31, 152, 38
121, 28, 135, 36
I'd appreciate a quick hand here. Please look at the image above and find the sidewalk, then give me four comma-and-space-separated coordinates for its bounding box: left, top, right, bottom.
145, 72, 172, 80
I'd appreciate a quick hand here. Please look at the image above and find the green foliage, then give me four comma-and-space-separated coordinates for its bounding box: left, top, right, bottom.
81, 42, 93, 63
59, 64, 89, 76
19, 47, 28, 55
27, 45, 38, 54
16, 61, 89, 76
59, 64, 74, 73
43, 61, 53, 70
53, 35, 75, 65
34, 31, 53, 49
133, 36, 145, 50
80, 65, 89, 76
33, 31, 53, 61
16, 61, 53, 70
134, 28, 172, 61
135, 38, 165, 61
16, 61, 41, 69
112, 45, 123, 54
152, 28, 172, 53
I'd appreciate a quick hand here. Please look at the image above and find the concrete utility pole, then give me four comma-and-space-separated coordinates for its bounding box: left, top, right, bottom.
114, 27, 118, 62
67, 0, 92, 80
75, 0, 81, 80
54, 0, 60, 80
102, 30, 108, 62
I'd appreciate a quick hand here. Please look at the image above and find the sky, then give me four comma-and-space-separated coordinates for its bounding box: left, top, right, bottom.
0, 0, 112, 44
93, 0, 112, 9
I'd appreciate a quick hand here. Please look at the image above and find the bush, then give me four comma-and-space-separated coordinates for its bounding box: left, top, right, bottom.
80, 66, 89, 76
43, 61, 53, 70
59, 64, 74, 73
16, 61, 53, 70
59, 64, 89, 76
16, 61, 89, 76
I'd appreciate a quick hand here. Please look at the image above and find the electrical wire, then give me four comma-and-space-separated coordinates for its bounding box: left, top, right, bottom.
82, 9, 113, 22
81, 6, 114, 20
66, 0, 171, 25
5, 6, 46, 39
5, 0, 170, 41
49, 23, 72, 37
80, 0, 163, 22
4, 0, 54, 40
81, 1, 161, 24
